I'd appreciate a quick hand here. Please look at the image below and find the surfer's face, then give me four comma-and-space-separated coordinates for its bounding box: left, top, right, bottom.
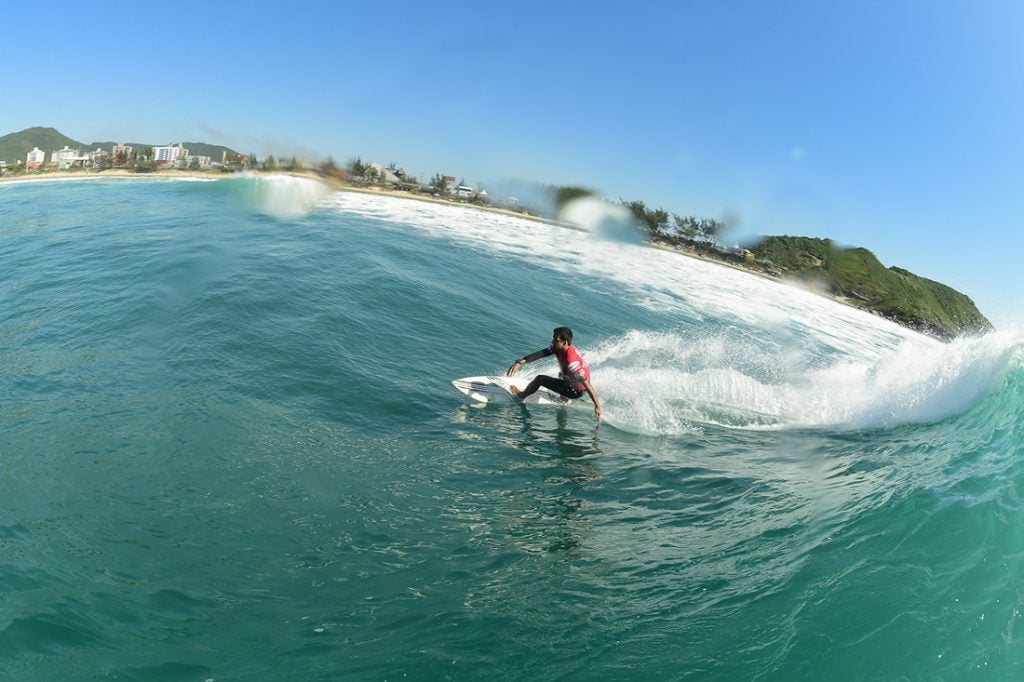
552, 337, 569, 351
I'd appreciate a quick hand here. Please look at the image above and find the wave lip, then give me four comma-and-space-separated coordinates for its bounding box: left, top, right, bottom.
793, 330, 1022, 430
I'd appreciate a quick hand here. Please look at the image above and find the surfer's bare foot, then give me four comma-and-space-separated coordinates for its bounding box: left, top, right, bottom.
509, 386, 521, 395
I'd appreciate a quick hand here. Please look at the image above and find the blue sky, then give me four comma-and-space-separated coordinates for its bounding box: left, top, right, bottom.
5, 0, 1022, 322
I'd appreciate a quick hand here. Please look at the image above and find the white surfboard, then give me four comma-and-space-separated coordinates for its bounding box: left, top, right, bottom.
451, 375, 571, 405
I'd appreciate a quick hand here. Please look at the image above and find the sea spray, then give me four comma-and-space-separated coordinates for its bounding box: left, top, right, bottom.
789, 330, 1022, 428
229, 172, 331, 219
563, 328, 1024, 434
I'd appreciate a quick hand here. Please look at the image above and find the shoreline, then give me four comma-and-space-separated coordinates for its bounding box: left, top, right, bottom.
0, 167, 893, 330
0, 168, 225, 184
313, 175, 579, 230
0, 167, 577, 228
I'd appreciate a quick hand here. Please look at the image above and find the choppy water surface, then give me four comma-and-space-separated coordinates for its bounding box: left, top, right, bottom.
1, 176, 1022, 680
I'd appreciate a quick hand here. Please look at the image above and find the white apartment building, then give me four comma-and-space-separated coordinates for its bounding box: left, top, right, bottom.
152, 143, 188, 163
52, 146, 89, 168
51, 146, 80, 164
26, 147, 45, 166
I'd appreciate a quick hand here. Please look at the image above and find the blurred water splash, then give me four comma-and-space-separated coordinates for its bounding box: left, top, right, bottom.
229, 172, 331, 219
558, 195, 646, 245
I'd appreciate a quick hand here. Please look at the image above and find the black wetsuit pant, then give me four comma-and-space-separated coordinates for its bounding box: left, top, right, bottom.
537, 375, 584, 400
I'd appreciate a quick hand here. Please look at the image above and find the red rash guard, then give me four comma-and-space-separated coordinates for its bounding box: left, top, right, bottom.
543, 343, 591, 391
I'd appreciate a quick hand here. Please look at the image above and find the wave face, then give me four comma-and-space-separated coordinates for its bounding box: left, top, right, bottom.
1, 178, 1022, 680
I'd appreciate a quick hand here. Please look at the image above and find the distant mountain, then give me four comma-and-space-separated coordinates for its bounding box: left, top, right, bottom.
0, 126, 240, 163
751, 236, 992, 340
0, 126, 83, 163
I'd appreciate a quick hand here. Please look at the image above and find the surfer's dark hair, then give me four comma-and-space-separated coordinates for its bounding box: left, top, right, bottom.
553, 327, 573, 343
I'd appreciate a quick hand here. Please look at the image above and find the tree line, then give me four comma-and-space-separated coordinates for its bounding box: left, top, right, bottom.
619, 199, 725, 244
546, 187, 726, 244
328, 156, 728, 242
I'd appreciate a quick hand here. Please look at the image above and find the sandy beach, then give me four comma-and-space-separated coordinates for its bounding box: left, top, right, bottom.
0, 168, 225, 184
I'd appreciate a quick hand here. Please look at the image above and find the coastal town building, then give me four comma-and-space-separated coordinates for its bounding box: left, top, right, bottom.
183, 154, 211, 168
222, 151, 249, 166
51, 146, 80, 165
112, 143, 133, 159
153, 143, 188, 164
26, 147, 45, 168
51, 146, 90, 169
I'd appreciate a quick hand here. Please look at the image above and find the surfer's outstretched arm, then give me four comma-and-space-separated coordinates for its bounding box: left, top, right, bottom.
507, 349, 549, 376
583, 379, 602, 421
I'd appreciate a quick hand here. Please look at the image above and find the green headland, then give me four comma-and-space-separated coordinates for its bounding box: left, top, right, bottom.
749, 236, 992, 340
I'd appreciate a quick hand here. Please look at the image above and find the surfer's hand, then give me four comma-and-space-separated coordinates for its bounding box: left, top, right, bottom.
594, 404, 602, 421
507, 360, 521, 377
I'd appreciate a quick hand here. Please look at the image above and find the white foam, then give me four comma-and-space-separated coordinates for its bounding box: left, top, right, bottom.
587, 329, 1021, 434
788, 330, 1021, 429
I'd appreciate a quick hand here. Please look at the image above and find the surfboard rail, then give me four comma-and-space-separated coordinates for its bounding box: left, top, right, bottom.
451, 375, 571, 405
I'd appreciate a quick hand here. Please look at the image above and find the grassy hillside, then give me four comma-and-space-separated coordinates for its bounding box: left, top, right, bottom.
752, 236, 992, 339
0, 126, 84, 163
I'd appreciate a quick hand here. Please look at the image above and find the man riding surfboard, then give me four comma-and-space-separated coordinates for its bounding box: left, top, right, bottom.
507, 326, 602, 421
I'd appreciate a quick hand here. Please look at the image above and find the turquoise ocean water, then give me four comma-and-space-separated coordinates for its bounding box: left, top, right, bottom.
1, 175, 1022, 680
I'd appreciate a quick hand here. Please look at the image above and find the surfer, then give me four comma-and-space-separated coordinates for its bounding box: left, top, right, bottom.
507, 327, 602, 421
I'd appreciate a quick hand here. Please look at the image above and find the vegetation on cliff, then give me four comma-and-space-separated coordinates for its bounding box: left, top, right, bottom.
751, 236, 992, 339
